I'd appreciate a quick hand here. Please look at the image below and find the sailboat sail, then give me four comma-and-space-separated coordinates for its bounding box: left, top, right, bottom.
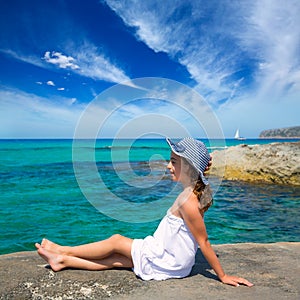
234, 129, 240, 139
234, 129, 246, 140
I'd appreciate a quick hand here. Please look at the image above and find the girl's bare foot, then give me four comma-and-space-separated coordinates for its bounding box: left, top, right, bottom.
35, 243, 65, 272
40, 238, 66, 255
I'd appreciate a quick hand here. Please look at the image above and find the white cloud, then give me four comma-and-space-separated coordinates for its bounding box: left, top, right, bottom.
47, 80, 55, 86
43, 51, 80, 70
57, 87, 65, 91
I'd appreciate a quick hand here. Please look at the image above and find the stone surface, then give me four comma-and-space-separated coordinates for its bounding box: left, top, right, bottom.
1, 242, 299, 299
209, 142, 300, 185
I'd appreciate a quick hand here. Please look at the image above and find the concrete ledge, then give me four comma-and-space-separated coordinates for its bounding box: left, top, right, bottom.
1, 242, 299, 299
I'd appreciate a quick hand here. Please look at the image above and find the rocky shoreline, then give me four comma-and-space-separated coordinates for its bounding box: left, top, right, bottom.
209, 141, 300, 185
1, 242, 299, 299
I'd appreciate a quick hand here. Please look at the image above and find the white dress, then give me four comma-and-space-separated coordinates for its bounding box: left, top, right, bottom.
131, 209, 198, 280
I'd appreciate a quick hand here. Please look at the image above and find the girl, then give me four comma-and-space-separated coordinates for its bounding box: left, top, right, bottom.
35, 137, 253, 287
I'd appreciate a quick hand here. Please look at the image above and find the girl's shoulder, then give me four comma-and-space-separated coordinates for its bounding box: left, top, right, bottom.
171, 191, 199, 220
176, 187, 190, 201
176, 188, 198, 208
178, 195, 204, 222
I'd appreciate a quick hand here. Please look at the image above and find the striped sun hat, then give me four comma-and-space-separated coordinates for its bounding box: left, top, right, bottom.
166, 137, 210, 185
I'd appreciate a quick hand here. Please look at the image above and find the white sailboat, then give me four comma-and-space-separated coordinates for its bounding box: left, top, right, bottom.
234, 129, 246, 140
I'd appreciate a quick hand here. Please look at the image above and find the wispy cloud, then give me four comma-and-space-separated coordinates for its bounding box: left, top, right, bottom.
0, 87, 84, 138
106, 0, 300, 105
238, 0, 300, 101
0, 85, 148, 138
0, 49, 44, 68
105, 0, 244, 102
1, 0, 299, 138
72, 42, 131, 83
43, 43, 135, 85
1, 43, 132, 85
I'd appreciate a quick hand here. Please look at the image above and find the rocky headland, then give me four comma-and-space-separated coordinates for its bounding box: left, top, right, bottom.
209, 141, 300, 185
259, 126, 300, 138
1, 242, 299, 299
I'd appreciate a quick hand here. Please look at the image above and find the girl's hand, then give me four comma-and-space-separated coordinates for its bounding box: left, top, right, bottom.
220, 274, 253, 287
203, 155, 212, 175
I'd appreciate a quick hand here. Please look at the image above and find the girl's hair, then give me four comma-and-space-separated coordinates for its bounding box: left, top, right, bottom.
193, 176, 213, 213
182, 158, 213, 214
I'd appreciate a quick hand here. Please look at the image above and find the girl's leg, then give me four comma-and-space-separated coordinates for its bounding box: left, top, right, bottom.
36, 244, 133, 272
39, 234, 133, 260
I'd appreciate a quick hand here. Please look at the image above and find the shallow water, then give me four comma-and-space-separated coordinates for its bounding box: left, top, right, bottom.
0, 139, 299, 254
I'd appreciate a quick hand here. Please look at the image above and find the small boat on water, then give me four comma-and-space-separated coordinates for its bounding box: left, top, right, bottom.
234, 129, 246, 140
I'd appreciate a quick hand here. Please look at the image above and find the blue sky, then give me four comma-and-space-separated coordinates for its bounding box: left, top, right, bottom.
0, 0, 299, 138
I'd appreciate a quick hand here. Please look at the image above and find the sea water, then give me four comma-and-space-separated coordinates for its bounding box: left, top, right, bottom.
0, 138, 299, 255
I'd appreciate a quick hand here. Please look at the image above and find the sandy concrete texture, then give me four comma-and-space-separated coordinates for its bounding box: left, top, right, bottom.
0, 242, 299, 299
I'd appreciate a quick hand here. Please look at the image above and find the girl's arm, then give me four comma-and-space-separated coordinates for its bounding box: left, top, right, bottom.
179, 196, 253, 287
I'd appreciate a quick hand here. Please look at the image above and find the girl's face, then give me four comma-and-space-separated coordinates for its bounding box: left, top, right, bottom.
167, 152, 181, 182
167, 152, 191, 184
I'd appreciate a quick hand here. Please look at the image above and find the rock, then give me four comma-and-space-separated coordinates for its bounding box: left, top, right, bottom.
209, 142, 300, 185
259, 126, 300, 138
0, 243, 299, 300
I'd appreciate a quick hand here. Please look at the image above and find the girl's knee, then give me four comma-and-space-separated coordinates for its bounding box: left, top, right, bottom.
108, 234, 132, 256
109, 234, 125, 246
110, 234, 122, 241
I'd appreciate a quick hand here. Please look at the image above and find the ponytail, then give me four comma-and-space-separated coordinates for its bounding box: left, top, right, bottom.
193, 176, 213, 214
181, 157, 213, 214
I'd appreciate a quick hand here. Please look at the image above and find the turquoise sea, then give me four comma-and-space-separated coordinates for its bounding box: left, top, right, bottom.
1, 138, 300, 255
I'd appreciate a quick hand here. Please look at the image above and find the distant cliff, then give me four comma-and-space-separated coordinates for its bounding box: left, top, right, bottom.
259, 126, 300, 138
